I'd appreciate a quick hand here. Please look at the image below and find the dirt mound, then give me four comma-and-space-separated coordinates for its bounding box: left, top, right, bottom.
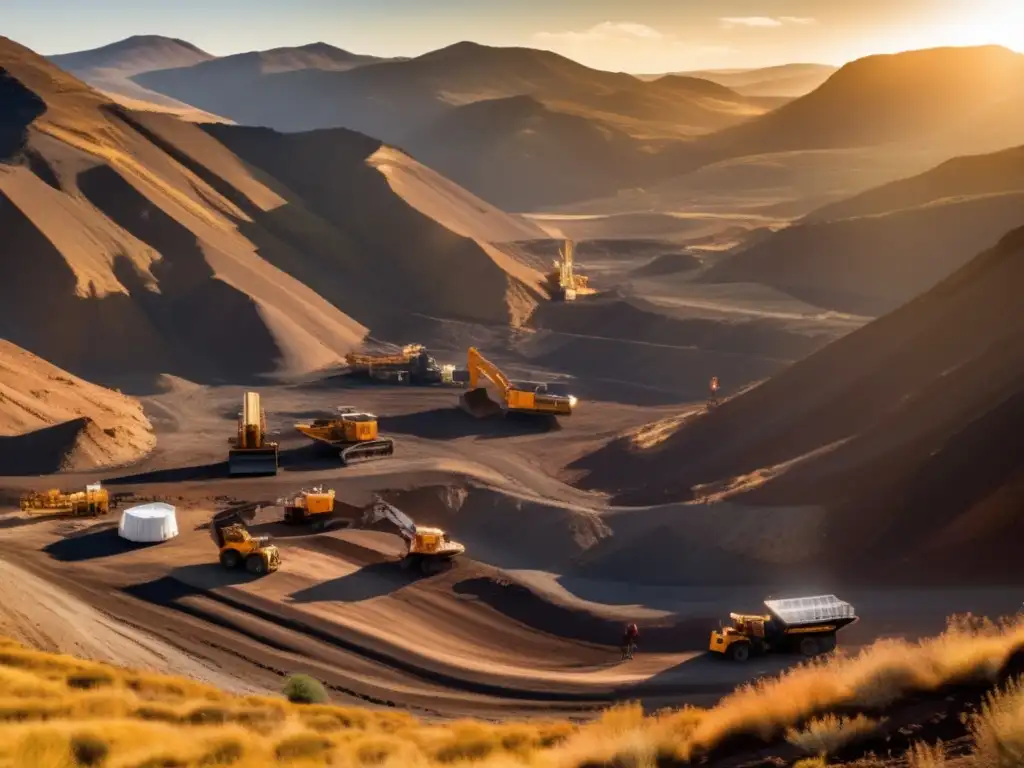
0, 340, 154, 472
702, 191, 1024, 315
573, 224, 1024, 585
630, 252, 702, 277
0, 37, 543, 387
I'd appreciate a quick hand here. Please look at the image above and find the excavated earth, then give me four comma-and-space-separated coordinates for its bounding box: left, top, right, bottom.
1, 374, 1018, 721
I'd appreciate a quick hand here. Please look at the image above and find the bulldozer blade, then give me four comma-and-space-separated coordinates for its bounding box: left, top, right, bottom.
227, 450, 279, 477
459, 387, 503, 418
340, 438, 395, 466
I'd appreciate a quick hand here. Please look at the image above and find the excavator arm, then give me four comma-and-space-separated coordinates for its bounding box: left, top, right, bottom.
466, 347, 511, 398
359, 497, 417, 549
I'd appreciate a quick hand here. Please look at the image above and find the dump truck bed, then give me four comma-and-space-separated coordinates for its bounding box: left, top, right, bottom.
765, 595, 858, 630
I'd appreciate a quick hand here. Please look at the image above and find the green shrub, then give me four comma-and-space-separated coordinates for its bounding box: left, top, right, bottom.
282, 674, 328, 705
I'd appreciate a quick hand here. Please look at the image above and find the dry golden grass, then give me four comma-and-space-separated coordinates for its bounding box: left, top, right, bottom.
786, 713, 880, 756
2, 614, 1023, 767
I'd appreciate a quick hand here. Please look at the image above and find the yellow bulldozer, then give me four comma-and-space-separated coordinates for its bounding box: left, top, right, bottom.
210, 505, 280, 576
294, 407, 395, 465
277, 486, 338, 530
20, 483, 110, 517
459, 347, 577, 419
228, 391, 279, 476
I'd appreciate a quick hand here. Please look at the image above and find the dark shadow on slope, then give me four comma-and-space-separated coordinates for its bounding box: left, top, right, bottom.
0, 418, 92, 475
287, 561, 411, 603
104, 462, 229, 486
76, 164, 284, 384
452, 576, 711, 652
22, 146, 61, 190
380, 408, 560, 440
201, 124, 522, 327
43, 523, 161, 562
0, 67, 45, 159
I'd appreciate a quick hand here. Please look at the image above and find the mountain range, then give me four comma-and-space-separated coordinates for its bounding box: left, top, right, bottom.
0, 34, 543, 390
45, 36, 1024, 213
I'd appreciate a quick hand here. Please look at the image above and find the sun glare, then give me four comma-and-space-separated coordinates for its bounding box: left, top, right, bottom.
943, 0, 1024, 51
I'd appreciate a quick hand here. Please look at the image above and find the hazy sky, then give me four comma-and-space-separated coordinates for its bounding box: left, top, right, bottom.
8, 0, 1024, 71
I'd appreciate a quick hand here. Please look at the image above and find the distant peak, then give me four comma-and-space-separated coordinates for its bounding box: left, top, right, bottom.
114, 35, 207, 54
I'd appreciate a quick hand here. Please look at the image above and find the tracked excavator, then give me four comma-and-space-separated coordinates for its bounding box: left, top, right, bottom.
294, 407, 395, 465
459, 347, 577, 418
228, 392, 279, 476
359, 497, 465, 575
210, 504, 281, 575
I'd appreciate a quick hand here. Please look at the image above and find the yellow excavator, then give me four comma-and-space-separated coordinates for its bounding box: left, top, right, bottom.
459, 347, 577, 418
277, 486, 338, 530
20, 483, 110, 517
294, 407, 395, 465
360, 497, 466, 575
210, 504, 281, 576
228, 391, 279, 476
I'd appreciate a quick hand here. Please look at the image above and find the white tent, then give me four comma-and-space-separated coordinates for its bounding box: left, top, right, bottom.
118, 502, 179, 543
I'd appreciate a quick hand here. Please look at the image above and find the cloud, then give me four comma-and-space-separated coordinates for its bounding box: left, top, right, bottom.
529, 21, 735, 72
532, 22, 666, 45
719, 16, 817, 29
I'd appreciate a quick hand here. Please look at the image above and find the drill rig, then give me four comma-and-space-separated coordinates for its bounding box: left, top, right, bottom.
546, 239, 596, 301
360, 497, 465, 575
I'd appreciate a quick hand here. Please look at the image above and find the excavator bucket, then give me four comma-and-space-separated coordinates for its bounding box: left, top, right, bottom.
459, 387, 503, 418
228, 447, 279, 477
339, 438, 395, 466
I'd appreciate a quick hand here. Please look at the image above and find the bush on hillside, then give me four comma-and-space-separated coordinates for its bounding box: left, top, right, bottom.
282, 674, 328, 705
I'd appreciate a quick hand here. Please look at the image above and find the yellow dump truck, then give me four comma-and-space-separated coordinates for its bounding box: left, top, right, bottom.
710, 595, 858, 662
210, 505, 280, 575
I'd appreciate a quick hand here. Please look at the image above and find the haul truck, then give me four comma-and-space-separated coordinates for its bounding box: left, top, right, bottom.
709, 594, 858, 662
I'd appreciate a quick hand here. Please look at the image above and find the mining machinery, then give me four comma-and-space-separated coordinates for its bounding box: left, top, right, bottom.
709, 595, 858, 662
459, 347, 576, 418
294, 407, 395, 465
209, 504, 281, 576
345, 344, 458, 385
227, 391, 279, 476
19, 483, 110, 517
359, 497, 465, 575
546, 239, 597, 301
277, 486, 338, 530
